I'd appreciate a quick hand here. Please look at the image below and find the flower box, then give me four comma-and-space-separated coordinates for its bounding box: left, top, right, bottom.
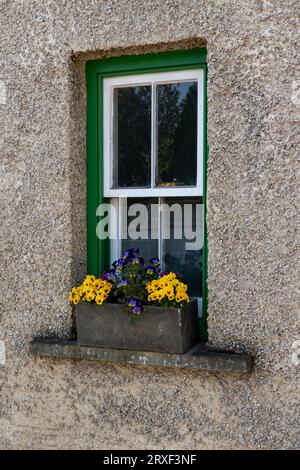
75, 299, 199, 354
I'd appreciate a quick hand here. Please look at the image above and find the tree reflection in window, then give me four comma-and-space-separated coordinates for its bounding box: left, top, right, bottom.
156, 81, 197, 187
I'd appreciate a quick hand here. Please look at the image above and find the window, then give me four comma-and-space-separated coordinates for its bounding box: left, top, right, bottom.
86, 49, 208, 340
103, 70, 203, 197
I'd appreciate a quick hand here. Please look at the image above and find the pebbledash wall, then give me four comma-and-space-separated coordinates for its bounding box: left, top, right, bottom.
0, 0, 299, 450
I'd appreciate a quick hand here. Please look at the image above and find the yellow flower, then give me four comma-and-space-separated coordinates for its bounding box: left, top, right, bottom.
152, 291, 158, 301
83, 278, 93, 288
177, 282, 187, 292
146, 283, 155, 293
95, 294, 104, 305
158, 278, 169, 288
86, 291, 96, 302
83, 287, 93, 296
93, 279, 102, 290
168, 272, 176, 280
68, 290, 82, 304
72, 295, 81, 305
175, 291, 188, 303
156, 289, 165, 301
165, 286, 174, 296
79, 286, 85, 295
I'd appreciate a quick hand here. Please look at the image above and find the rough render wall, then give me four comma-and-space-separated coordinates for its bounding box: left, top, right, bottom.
0, 0, 299, 449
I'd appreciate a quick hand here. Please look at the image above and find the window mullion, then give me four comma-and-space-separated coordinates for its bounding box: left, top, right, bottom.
151, 82, 156, 189
158, 197, 162, 270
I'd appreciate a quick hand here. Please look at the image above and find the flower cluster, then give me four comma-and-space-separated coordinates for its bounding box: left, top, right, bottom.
100, 249, 162, 318
68, 249, 190, 317
126, 298, 143, 318
101, 249, 160, 284
68, 275, 113, 305
146, 272, 189, 308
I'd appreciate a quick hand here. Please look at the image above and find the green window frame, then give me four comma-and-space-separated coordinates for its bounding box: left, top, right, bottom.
86, 48, 208, 341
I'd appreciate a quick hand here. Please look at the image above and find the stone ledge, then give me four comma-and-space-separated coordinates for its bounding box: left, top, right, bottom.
29, 340, 252, 374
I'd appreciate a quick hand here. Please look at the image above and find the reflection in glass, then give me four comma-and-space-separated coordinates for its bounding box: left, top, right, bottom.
156, 81, 197, 187
121, 198, 159, 262
113, 86, 151, 188
161, 197, 202, 298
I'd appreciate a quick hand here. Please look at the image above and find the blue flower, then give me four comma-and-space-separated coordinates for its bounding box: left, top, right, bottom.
127, 298, 142, 308
105, 271, 116, 282
149, 257, 160, 267
132, 256, 144, 265
131, 305, 143, 316
127, 298, 137, 308
117, 279, 128, 288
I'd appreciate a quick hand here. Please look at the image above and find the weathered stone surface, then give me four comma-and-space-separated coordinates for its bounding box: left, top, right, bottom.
75, 301, 199, 353
29, 340, 252, 374
0, 0, 299, 450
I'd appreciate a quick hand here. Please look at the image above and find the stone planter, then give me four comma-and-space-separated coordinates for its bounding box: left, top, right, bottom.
75, 299, 199, 354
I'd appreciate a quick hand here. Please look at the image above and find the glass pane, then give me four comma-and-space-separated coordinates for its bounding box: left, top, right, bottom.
161, 197, 202, 298
121, 198, 159, 263
113, 86, 151, 188
156, 81, 198, 187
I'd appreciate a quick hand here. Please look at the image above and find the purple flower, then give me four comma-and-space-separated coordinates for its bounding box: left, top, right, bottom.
104, 271, 116, 282
159, 271, 169, 277
127, 298, 139, 308
131, 305, 143, 316
117, 279, 128, 288
147, 257, 160, 274
123, 248, 139, 259
126, 298, 143, 317
149, 257, 160, 267
132, 256, 144, 265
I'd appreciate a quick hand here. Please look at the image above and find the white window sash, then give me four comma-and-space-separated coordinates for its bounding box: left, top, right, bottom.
109, 197, 203, 317
103, 69, 204, 198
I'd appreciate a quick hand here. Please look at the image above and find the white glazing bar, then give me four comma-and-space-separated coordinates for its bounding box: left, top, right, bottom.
112, 87, 118, 189
158, 197, 162, 268
197, 74, 203, 196
109, 198, 119, 264
119, 197, 128, 258
151, 82, 155, 189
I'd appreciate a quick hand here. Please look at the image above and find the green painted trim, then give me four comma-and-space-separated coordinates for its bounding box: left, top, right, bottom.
86, 63, 99, 275
86, 49, 206, 77
199, 63, 208, 341
97, 76, 109, 276
86, 47, 208, 337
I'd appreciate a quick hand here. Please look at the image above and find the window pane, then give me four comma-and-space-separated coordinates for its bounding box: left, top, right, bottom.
121, 198, 159, 262
121, 197, 202, 298
161, 197, 202, 298
113, 86, 151, 188
156, 81, 197, 187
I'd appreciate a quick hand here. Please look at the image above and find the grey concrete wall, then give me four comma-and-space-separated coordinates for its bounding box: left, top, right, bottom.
0, 0, 299, 449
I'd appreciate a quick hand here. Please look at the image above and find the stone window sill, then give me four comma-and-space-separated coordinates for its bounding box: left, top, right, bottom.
29, 340, 252, 375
